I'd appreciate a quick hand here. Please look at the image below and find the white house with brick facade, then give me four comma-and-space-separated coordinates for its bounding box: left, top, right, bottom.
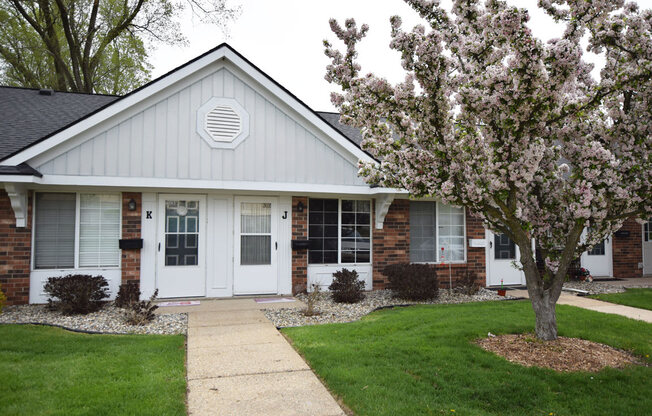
1, 44, 649, 305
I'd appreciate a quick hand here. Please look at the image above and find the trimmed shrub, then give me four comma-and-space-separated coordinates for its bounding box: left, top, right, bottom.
329, 268, 365, 303
0, 283, 6, 313
115, 282, 141, 308
456, 269, 480, 295
383, 263, 438, 301
44, 274, 109, 315
126, 289, 159, 325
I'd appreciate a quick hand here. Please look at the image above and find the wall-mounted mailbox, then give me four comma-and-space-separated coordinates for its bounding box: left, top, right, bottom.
119, 238, 144, 250
291, 240, 311, 250
469, 239, 487, 248
614, 230, 630, 238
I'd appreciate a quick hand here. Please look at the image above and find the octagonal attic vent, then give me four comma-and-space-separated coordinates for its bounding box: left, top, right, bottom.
197, 97, 249, 149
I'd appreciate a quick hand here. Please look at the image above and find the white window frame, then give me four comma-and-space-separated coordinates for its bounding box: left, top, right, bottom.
31, 191, 122, 271
307, 198, 373, 266
409, 201, 467, 264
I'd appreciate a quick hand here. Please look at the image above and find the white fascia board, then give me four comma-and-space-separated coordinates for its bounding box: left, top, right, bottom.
30, 174, 400, 195
222, 49, 376, 165
0, 176, 42, 184
0, 49, 230, 167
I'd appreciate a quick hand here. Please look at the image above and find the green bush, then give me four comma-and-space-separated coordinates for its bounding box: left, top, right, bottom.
383, 263, 438, 300
0, 283, 6, 313
115, 282, 140, 308
329, 268, 365, 303
44, 275, 109, 315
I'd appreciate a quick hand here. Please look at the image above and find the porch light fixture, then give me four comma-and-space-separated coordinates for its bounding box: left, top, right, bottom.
297, 201, 304, 213
127, 198, 137, 211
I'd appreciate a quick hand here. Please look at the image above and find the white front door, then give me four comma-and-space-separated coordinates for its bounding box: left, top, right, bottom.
486, 230, 525, 286
643, 219, 652, 275
233, 197, 278, 295
580, 230, 612, 277
156, 195, 206, 298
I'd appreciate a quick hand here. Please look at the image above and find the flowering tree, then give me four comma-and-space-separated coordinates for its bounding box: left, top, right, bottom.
324, 0, 651, 340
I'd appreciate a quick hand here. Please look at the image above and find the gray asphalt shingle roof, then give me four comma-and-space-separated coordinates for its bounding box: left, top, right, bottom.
316, 111, 364, 147
0, 86, 118, 163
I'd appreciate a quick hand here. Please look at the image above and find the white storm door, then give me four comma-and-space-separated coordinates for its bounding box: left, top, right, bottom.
233, 197, 278, 295
486, 230, 525, 286
580, 230, 612, 277
644, 219, 652, 275
156, 195, 206, 298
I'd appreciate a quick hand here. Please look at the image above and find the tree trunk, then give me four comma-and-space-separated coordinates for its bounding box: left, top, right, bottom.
529, 287, 558, 340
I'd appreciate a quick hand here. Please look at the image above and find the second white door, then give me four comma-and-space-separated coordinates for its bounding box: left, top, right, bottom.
486, 230, 526, 286
233, 197, 278, 295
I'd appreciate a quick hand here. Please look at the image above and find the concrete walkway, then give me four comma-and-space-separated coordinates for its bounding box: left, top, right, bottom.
510, 289, 652, 323
159, 298, 345, 416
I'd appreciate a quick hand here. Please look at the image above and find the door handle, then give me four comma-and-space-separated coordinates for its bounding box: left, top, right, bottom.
275, 242, 278, 250
489, 241, 493, 249
158, 242, 161, 252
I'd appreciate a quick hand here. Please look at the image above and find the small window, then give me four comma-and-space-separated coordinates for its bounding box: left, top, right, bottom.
409, 201, 466, 263
645, 219, 652, 242
410, 201, 436, 262
34, 193, 76, 269
494, 233, 516, 259
79, 194, 121, 267
308, 199, 338, 264
341, 200, 371, 263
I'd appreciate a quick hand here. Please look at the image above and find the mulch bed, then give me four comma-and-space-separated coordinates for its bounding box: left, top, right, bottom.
476, 333, 642, 372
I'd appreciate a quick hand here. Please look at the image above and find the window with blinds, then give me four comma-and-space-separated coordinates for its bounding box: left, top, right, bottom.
409, 201, 466, 262
34, 192, 121, 269
79, 194, 121, 267
34, 193, 76, 269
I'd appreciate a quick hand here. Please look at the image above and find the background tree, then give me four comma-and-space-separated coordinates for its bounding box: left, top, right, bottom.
0, 0, 239, 95
324, 0, 651, 340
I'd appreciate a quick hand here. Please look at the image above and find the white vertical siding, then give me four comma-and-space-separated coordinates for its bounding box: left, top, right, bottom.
36, 68, 366, 186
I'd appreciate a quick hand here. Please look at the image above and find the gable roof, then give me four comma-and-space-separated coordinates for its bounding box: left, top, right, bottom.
0, 43, 374, 169
0, 86, 117, 161
316, 111, 363, 147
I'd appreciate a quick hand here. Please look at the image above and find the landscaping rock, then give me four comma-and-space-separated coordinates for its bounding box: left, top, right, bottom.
563, 281, 627, 295
264, 288, 514, 328
0, 304, 186, 335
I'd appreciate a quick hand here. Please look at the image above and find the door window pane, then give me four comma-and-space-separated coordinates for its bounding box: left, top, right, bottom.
34, 193, 76, 269
240, 203, 271, 265
410, 201, 436, 262
165, 200, 199, 266
588, 240, 606, 255
79, 194, 120, 267
494, 233, 516, 260
308, 198, 338, 264
644, 219, 651, 242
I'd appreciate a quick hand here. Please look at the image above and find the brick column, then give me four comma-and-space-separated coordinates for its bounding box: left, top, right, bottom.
372, 199, 410, 289
612, 217, 643, 279
291, 196, 308, 294
0, 190, 32, 305
121, 192, 142, 286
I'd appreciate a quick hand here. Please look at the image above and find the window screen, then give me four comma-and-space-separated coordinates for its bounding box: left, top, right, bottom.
308, 199, 338, 264
341, 200, 371, 263
410, 201, 437, 262
34, 193, 76, 269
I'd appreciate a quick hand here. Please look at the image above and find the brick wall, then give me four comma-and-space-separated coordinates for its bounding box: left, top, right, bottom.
121, 193, 142, 286
0, 190, 32, 305
612, 216, 643, 279
291, 196, 308, 293
372, 200, 486, 289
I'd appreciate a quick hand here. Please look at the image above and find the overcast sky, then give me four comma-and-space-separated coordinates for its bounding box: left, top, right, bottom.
150, 0, 651, 112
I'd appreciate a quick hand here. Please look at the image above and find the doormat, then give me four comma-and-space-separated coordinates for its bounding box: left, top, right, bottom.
157, 301, 201, 307
254, 297, 296, 304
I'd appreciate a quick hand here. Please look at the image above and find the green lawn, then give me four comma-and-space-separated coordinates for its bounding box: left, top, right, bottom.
283, 300, 652, 416
590, 288, 652, 311
0, 325, 186, 416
